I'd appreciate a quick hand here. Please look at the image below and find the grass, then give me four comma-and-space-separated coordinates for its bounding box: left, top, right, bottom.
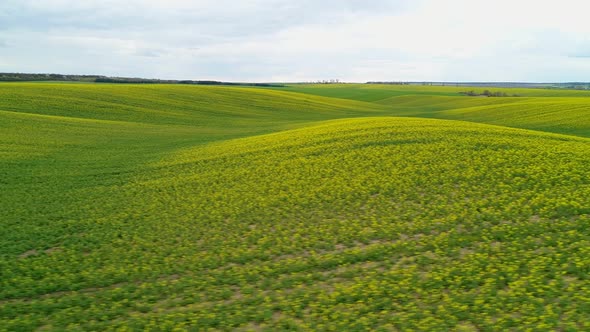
1, 82, 590, 331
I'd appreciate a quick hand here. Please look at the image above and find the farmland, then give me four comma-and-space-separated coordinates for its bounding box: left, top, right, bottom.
1, 83, 590, 331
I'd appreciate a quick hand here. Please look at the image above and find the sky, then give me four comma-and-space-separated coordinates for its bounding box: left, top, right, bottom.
1, 0, 590, 82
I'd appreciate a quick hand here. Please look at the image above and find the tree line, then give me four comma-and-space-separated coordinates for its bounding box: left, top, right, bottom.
0, 73, 284, 87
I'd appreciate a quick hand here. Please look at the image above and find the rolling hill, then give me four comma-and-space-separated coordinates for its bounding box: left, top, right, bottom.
277, 83, 590, 102
435, 99, 590, 138
1, 83, 589, 331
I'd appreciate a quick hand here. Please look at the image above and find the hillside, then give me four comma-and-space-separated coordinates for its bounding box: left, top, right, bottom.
278, 84, 590, 102
0, 83, 386, 130
435, 99, 590, 138
1, 83, 590, 331
270, 84, 590, 137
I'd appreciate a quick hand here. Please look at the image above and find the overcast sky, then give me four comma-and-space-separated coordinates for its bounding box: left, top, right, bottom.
1, 0, 590, 82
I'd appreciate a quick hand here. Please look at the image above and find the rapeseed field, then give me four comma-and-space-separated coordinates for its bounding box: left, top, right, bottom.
1, 83, 589, 331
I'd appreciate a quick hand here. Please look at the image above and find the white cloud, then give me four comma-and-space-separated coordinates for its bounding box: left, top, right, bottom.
1, 0, 590, 81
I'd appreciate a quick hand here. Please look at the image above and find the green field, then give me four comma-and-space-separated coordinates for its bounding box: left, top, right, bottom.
1, 83, 589, 331
277, 84, 590, 102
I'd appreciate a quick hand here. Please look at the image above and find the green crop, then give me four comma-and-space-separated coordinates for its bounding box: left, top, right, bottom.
436, 99, 590, 137
270, 84, 590, 137
1, 83, 589, 331
276, 83, 590, 102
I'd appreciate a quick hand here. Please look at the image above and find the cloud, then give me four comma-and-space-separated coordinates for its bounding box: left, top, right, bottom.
1, 0, 590, 81
0, 0, 417, 37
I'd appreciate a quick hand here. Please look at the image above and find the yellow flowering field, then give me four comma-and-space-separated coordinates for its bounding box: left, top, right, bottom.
1, 83, 589, 331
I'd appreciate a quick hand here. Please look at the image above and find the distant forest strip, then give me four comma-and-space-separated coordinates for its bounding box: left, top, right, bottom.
0, 73, 284, 87
3, 73, 590, 90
